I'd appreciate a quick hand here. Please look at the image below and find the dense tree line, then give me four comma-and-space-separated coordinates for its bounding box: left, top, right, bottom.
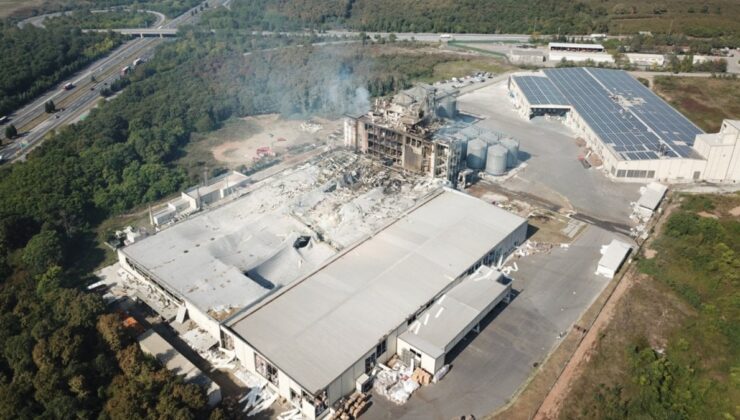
0, 24, 122, 116
200, 0, 740, 38
43, 10, 157, 30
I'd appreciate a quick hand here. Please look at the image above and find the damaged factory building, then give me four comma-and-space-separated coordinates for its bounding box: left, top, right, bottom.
115, 85, 529, 419
344, 84, 465, 183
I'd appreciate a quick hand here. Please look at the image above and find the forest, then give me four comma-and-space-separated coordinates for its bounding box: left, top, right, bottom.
43, 10, 158, 30
0, 24, 122, 116
201, 0, 740, 39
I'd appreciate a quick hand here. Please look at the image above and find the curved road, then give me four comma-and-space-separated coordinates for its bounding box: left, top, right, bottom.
17, 8, 166, 29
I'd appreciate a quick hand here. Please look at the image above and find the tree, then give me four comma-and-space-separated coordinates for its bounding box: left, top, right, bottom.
4, 124, 17, 139
44, 100, 55, 113
21, 229, 64, 276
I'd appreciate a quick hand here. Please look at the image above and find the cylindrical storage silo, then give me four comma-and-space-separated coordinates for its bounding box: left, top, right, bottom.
501, 137, 520, 168
466, 139, 488, 170
485, 144, 508, 175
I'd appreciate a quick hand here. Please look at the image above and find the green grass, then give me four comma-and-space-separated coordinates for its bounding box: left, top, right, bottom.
558, 193, 740, 419
653, 76, 740, 132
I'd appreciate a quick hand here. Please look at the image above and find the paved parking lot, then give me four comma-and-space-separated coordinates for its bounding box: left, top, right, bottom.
457, 81, 642, 227
364, 225, 626, 420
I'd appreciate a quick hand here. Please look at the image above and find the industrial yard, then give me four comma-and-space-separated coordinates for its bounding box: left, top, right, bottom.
92, 64, 737, 420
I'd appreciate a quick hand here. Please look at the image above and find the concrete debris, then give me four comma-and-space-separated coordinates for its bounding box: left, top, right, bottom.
514, 240, 553, 258
240, 384, 278, 416
277, 408, 303, 420
300, 121, 323, 133
373, 362, 423, 405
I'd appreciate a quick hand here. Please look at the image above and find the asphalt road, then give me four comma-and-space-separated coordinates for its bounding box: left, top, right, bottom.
1, 0, 219, 162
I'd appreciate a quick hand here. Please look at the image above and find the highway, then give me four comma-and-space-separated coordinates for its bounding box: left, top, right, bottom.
1, 1, 218, 162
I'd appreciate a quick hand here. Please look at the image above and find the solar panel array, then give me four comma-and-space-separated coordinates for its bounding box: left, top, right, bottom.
512, 76, 568, 106
512, 68, 705, 161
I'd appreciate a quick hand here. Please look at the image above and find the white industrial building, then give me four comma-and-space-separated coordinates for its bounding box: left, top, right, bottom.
222, 189, 525, 418
596, 240, 632, 279
509, 68, 740, 183
548, 42, 614, 64
625, 53, 665, 67
151, 170, 250, 225
117, 152, 528, 418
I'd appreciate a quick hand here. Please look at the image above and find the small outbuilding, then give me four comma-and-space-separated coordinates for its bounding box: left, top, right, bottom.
596, 240, 633, 279
635, 182, 668, 219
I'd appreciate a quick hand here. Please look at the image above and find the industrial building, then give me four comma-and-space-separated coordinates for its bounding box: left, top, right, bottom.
118, 169, 527, 418
344, 84, 523, 185
151, 170, 250, 225
548, 42, 614, 64
507, 48, 547, 66
344, 84, 464, 182
509, 68, 740, 183
222, 189, 526, 418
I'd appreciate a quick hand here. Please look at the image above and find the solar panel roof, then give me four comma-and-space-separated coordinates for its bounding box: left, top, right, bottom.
512, 68, 704, 161
512, 76, 568, 106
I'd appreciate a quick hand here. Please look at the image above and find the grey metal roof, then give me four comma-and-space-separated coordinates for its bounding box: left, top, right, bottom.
598, 239, 632, 272
512, 68, 704, 161
400, 266, 510, 359
227, 189, 527, 394
637, 182, 668, 211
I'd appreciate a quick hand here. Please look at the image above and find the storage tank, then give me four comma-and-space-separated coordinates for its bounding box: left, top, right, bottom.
466, 139, 488, 170
501, 137, 520, 168
485, 144, 508, 175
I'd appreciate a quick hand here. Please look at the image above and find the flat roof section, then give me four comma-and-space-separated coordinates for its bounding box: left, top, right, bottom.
637, 182, 668, 211
400, 266, 510, 359
598, 239, 632, 273
122, 165, 337, 318
227, 189, 527, 394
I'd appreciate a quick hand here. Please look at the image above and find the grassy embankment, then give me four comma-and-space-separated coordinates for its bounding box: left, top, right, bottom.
557, 193, 740, 419
653, 76, 740, 132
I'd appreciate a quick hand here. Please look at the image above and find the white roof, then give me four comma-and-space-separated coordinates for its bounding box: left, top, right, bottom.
598, 240, 632, 271
184, 170, 249, 200
122, 165, 337, 317
400, 266, 510, 359
637, 182, 668, 211
227, 189, 527, 393
549, 42, 604, 50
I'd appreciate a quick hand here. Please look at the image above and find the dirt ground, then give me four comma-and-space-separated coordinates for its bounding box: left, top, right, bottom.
210, 114, 341, 167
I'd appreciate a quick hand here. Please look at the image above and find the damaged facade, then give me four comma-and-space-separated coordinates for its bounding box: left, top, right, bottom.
116, 146, 528, 419
344, 84, 464, 183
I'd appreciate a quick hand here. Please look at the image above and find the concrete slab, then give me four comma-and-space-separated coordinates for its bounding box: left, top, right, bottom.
363, 225, 627, 420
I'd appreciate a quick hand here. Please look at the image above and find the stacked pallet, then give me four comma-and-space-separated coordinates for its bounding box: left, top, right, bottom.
411, 368, 432, 386
330, 392, 370, 420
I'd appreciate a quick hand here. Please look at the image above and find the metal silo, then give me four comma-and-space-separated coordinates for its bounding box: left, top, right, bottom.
466, 139, 488, 170
485, 144, 508, 175
501, 137, 520, 168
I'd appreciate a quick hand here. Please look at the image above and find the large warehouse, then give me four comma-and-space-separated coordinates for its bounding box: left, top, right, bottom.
509, 68, 740, 183
117, 154, 528, 419
223, 189, 526, 418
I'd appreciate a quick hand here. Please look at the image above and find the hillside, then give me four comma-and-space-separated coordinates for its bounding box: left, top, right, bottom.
222, 0, 740, 38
